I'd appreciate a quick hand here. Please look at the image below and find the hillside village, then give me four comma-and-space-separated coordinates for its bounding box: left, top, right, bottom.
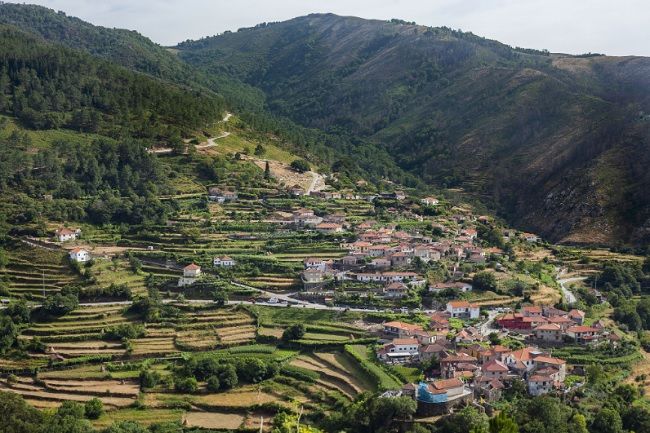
0, 104, 648, 432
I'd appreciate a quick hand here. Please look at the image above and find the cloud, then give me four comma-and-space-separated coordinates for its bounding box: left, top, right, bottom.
14, 0, 650, 55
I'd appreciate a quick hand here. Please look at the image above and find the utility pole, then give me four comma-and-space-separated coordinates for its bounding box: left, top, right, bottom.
259, 416, 263, 433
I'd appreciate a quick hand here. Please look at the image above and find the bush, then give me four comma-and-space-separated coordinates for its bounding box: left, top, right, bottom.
84, 398, 103, 419
106, 323, 145, 340
174, 377, 198, 393
290, 159, 310, 173
282, 324, 306, 342
472, 271, 498, 291
139, 370, 160, 389
206, 375, 220, 392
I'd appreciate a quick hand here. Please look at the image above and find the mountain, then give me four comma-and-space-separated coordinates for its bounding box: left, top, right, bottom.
0, 25, 224, 140
175, 14, 650, 246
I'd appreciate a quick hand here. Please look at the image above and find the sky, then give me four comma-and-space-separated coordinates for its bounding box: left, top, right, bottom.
11, 0, 650, 56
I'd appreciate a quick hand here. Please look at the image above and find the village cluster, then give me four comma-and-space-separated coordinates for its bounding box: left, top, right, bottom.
376, 301, 621, 416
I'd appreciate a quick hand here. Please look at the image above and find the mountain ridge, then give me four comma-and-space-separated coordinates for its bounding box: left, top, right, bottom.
174, 13, 650, 246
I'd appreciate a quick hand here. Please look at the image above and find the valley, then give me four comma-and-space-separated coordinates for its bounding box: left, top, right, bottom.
0, 3, 649, 433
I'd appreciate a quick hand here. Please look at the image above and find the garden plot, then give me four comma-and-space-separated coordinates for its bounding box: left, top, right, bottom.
183, 411, 245, 429
131, 337, 178, 356
42, 340, 126, 357
93, 408, 184, 429
37, 378, 139, 398
194, 386, 284, 409
290, 355, 361, 398
175, 330, 219, 351
0, 378, 136, 409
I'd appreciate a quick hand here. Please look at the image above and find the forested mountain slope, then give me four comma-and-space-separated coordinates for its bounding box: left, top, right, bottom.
175, 14, 650, 245
0, 25, 224, 141
0, 4, 418, 189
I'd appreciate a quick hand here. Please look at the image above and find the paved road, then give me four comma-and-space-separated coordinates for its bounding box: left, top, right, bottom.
479, 310, 501, 335
556, 268, 585, 304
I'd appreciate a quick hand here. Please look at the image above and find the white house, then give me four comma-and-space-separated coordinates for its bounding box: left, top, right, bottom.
446, 300, 480, 319
179, 263, 201, 286
56, 227, 81, 242
213, 256, 236, 267
384, 282, 409, 299
378, 338, 420, 363
420, 197, 439, 206
69, 248, 90, 263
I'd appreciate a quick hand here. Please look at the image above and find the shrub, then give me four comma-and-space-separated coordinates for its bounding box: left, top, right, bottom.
84, 398, 103, 419
206, 375, 220, 392
290, 159, 310, 173
139, 370, 160, 389
174, 377, 198, 393
282, 324, 306, 342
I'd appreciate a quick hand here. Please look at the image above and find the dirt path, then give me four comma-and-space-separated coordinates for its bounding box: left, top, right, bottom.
149, 112, 232, 154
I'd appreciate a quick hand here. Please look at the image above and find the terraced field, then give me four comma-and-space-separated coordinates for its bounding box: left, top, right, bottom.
3, 244, 81, 300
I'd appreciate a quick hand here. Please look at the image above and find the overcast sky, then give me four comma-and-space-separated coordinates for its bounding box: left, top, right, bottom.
13, 0, 650, 56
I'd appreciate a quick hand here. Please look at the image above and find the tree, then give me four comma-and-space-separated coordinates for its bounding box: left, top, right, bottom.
264, 161, 271, 179
567, 414, 588, 433
489, 412, 518, 433
0, 316, 18, 354
3, 299, 30, 324
622, 405, 650, 433
0, 390, 44, 433
84, 398, 103, 419
139, 370, 160, 389
206, 375, 220, 392
174, 377, 198, 393
42, 293, 79, 316
591, 408, 623, 433
212, 290, 228, 307
473, 271, 498, 291
290, 159, 310, 173
219, 363, 238, 389
254, 144, 266, 156
282, 323, 306, 342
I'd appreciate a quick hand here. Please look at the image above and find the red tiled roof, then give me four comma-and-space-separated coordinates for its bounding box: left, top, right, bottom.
184, 263, 200, 270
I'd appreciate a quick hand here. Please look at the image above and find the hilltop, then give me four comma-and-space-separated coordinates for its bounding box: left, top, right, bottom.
175, 13, 650, 246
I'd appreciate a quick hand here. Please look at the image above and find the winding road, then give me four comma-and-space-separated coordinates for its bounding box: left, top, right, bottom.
556, 268, 586, 304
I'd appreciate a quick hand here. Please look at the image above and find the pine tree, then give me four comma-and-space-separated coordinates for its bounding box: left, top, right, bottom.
264, 160, 271, 179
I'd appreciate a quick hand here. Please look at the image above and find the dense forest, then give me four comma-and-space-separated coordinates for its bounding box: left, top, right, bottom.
0, 26, 224, 141
0, 127, 169, 227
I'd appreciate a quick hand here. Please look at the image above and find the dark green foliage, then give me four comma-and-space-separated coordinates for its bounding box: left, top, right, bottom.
472, 271, 498, 291
282, 323, 306, 341
324, 393, 417, 433
590, 408, 623, 433
512, 396, 573, 433
83, 398, 103, 420
0, 316, 18, 354
206, 375, 220, 392
3, 299, 31, 324
105, 323, 145, 340
290, 159, 310, 173
489, 412, 518, 433
0, 391, 43, 433
139, 370, 161, 389
0, 26, 223, 139
174, 376, 198, 393
433, 406, 489, 433
212, 289, 228, 307
41, 292, 78, 316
